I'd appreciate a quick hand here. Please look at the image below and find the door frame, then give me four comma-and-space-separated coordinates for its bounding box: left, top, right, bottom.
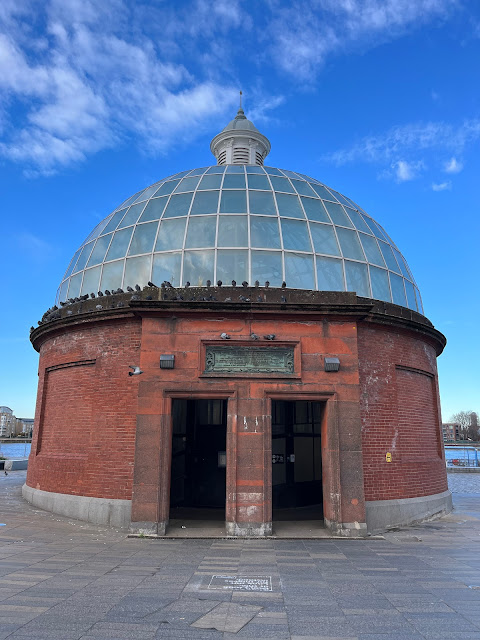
266, 391, 344, 534
161, 390, 236, 535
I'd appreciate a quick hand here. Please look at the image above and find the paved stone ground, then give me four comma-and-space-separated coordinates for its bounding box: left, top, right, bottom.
0, 471, 479, 640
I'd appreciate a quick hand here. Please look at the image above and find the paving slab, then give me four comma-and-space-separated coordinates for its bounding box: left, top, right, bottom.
0, 471, 480, 639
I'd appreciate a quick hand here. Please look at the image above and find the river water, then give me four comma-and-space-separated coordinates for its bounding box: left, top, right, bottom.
0, 443, 31, 459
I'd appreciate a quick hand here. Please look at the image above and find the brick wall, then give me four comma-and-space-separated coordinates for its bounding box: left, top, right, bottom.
27, 317, 141, 499
358, 323, 447, 501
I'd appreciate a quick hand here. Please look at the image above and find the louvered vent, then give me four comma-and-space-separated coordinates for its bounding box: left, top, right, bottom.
255, 151, 264, 166
232, 147, 249, 164
217, 149, 227, 165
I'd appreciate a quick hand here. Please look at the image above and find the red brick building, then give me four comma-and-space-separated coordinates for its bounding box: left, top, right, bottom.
24, 109, 450, 536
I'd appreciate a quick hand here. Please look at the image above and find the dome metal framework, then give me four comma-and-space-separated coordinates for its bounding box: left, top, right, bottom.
58, 164, 423, 313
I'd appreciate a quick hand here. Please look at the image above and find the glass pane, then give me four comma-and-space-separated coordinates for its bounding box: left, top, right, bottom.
87, 234, 113, 267
359, 213, 376, 235
118, 203, 145, 229
415, 288, 424, 314
281, 219, 312, 251
359, 233, 385, 266
264, 166, 284, 176
100, 260, 124, 291
217, 215, 247, 247
102, 209, 127, 234
329, 189, 353, 208
345, 261, 370, 297
291, 180, 317, 197
404, 279, 417, 310
67, 272, 83, 298
153, 180, 180, 196
116, 192, 140, 210
58, 279, 69, 302
250, 217, 281, 248
301, 197, 329, 223
368, 218, 389, 242
251, 251, 283, 286
246, 165, 265, 174
393, 248, 410, 278
182, 250, 214, 285
124, 256, 152, 289
390, 273, 407, 306
336, 228, 365, 260
345, 208, 372, 234
80, 266, 101, 295
310, 222, 340, 256
249, 190, 276, 215
128, 221, 158, 255
379, 242, 400, 272
198, 174, 223, 190
223, 174, 245, 189
269, 176, 295, 193
64, 248, 81, 278
276, 193, 304, 219
323, 202, 353, 227
370, 266, 391, 302
185, 216, 216, 248
284, 253, 314, 289
217, 249, 248, 283
152, 252, 182, 287
316, 256, 344, 291
226, 165, 245, 173
139, 197, 168, 223
162, 192, 193, 218
73, 241, 95, 273
282, 169, 301, 179
133, 184, 161, 204
188, 166, 209, 176
220, 190, 247, 213
310, 183, 337, 201
105, 227, 134, 262
155, 217, 187, 252
169, 170, 191, 180
205, 165, 225, 174
190, 190, 219, 215
247, 174, 271, 190
174, 176, 201, 193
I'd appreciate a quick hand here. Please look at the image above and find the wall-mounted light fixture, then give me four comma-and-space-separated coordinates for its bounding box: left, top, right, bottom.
324, 357, 340, 372
160, 354, 175, 369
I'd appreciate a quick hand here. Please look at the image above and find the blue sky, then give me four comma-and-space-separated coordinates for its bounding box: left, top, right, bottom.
0, 0, 479, 421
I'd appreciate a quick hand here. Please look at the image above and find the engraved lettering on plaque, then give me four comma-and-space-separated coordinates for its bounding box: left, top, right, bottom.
204, 346, 294, 374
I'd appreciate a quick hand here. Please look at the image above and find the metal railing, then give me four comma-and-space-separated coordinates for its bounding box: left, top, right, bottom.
445, 446, 480, 467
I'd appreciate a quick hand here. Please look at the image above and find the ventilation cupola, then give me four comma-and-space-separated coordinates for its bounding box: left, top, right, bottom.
210, 94, 271, 166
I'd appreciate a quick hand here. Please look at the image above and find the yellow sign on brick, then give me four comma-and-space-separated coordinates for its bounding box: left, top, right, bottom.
386, 452, 392, 463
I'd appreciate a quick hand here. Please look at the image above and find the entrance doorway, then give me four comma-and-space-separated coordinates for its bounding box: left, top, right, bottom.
271, 400, 323, 520
169, 399, 227, 518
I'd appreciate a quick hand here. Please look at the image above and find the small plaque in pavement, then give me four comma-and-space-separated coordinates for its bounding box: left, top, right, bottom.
208, 575, 272, 591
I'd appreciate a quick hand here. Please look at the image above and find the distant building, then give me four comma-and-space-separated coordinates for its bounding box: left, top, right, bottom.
0, 407, 15, 437
0, 408, 34, 437
16, 418, 34, 437
442, 423, 462, 442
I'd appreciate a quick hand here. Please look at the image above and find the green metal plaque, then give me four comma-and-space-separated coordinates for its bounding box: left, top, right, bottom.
205, 346, 294, 374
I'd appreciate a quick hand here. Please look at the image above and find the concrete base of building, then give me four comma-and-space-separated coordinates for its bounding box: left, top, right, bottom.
225, 521, 273, 537
22, 484, 131, 529
366, 489, 453, 533
324, 518, 368, 537
129, 521, 167, 536
5, 459, 28, 471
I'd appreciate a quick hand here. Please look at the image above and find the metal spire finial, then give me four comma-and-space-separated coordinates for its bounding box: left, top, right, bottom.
239, 90, 242, 109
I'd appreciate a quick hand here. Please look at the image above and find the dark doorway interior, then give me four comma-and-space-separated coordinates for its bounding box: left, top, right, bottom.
272, 400, 323, 518
170, 399, 227, 517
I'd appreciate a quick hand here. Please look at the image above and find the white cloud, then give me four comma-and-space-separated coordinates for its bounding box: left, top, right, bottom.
0, 0, 263, 174
267, 0, 459, 81
327, 119, 480, 166
392, 159, 424, 182
443, 156, 463, 173
432, 181, 452, 191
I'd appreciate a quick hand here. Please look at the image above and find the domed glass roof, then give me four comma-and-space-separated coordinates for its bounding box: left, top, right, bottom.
58, 164, 423, 313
